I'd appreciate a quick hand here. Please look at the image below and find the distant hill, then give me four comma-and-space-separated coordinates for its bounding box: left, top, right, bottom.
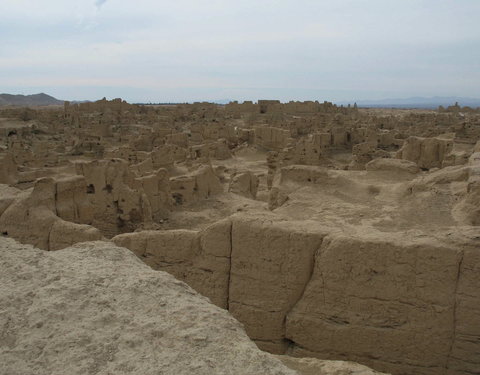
338, 96, 480, 109
0, 93, 64, 107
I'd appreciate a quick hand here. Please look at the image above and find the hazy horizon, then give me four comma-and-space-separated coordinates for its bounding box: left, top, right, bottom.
1, 0, 479, 103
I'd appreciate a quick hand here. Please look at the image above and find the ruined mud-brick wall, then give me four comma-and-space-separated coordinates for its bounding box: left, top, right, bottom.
396, 136, 454, 169
74, 158, 172, 237
113, 215, 480, 375
254, 126, 292, 151
224, 101, 259, 116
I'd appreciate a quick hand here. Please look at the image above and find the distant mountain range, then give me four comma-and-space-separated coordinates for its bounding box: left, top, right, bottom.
0, 93, 63, 107
337, 96, 480, 109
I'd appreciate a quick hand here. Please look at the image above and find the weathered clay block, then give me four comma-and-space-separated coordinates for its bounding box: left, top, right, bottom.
229, 216, 325, 353
286, 232, 480, 375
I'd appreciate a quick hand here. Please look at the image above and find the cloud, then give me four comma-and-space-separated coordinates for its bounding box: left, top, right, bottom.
95, 0, 107, 9
1, 0, 479, 102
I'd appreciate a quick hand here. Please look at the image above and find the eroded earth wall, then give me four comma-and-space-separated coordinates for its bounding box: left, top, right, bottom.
112, 215, 480, 375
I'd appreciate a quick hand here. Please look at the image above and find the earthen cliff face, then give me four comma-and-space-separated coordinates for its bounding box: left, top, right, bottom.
112, 214, 480, 375
1, 99, 479, 375
1, 237, 391, 375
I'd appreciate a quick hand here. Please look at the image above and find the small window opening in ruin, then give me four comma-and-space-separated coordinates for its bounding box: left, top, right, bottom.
307, 178, 312, 182
284, 338, 296, 350
1, 231, 8, 236
117, 217, 126, 229
172, 193, 183, 205
103, 184, 113, 193
86, 184, 95, 194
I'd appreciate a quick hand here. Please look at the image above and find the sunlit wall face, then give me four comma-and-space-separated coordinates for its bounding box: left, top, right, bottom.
1, 0, 479, 102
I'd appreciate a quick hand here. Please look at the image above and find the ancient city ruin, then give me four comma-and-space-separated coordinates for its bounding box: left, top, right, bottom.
0, 97, 479, 374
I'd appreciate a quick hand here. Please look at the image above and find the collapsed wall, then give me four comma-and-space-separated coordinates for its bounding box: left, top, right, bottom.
113, 220, 231, 309
286, 232, 479, 375
170, 165, 223, 206
74, 158, 171, 236
0, 159, 225, 248
112, 214, 480, 375
254, 126, 292, 151
396, 136, 454, 169
0, 178, 103, 250
1, 236, 390, 375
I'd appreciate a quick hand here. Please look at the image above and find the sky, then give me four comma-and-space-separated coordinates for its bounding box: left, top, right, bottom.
0, 0, 479, 103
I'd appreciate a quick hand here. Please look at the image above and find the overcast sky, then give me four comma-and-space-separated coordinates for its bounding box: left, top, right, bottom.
1, 0, 479, 102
